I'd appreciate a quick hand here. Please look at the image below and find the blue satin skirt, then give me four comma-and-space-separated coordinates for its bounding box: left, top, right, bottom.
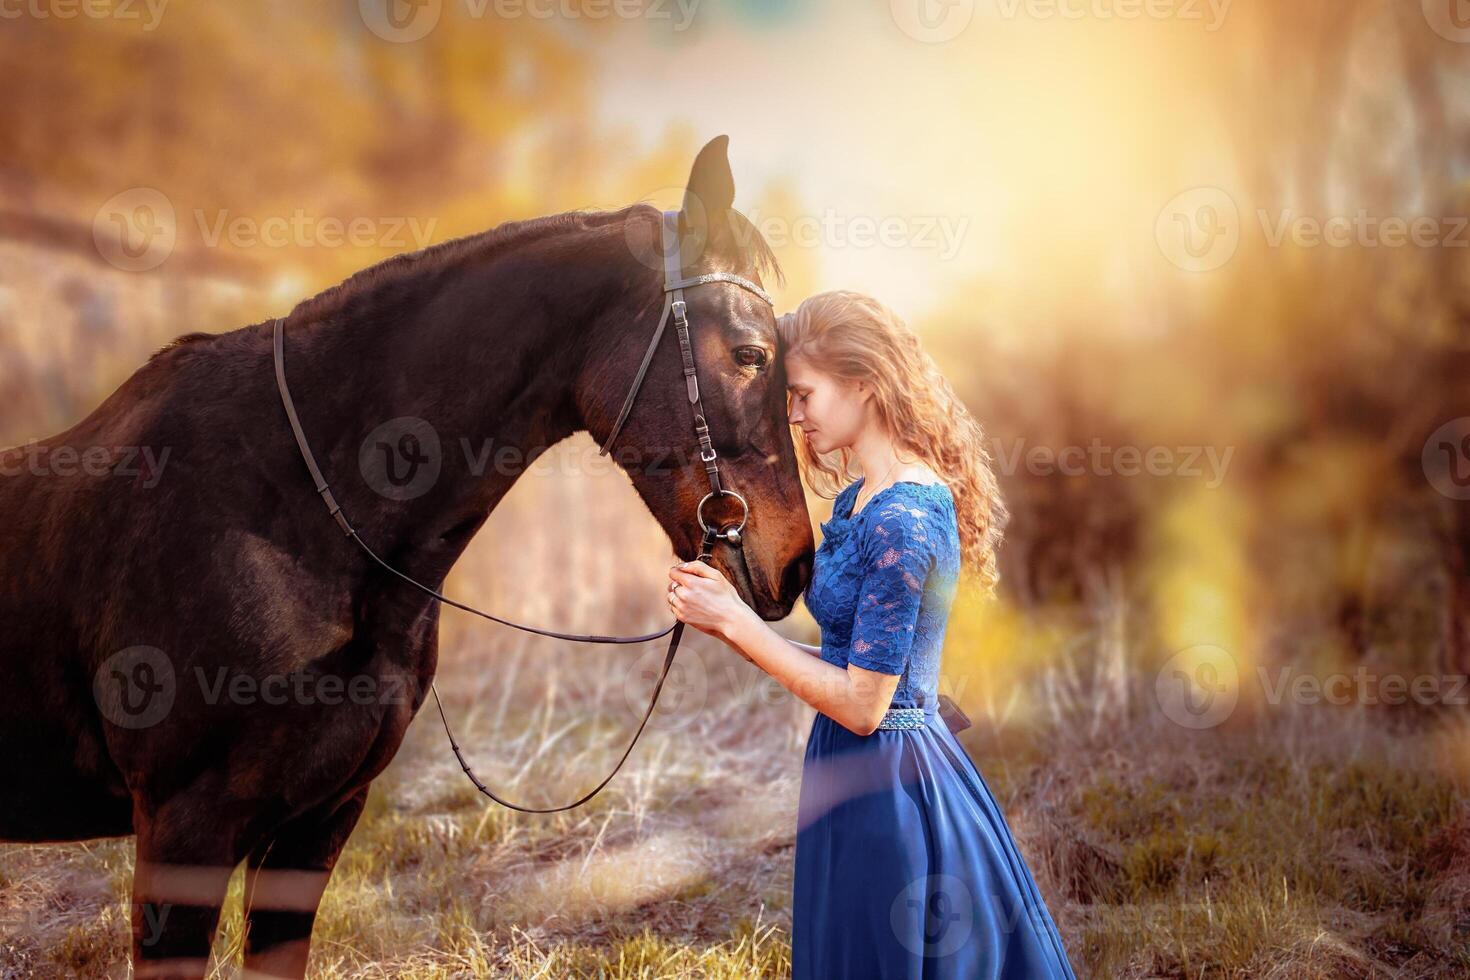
791, 701, 1077, 979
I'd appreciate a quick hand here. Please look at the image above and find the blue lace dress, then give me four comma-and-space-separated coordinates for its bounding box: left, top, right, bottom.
792, 479, 1076, 979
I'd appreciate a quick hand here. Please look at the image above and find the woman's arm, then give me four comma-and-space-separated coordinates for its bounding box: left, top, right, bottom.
666, 560, 899, 735
718, 632, 819, 667
719, 496, 936, 734
727, 635, 821, 662
720, 608, 900, 736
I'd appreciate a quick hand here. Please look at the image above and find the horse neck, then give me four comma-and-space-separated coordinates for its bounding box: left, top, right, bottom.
278, 234, 632, 579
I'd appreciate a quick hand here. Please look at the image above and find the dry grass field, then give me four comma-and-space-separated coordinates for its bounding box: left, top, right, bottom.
5, 497, 1469, 978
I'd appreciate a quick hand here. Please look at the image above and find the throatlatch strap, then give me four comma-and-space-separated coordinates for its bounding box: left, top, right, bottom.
599, 291, 674, 456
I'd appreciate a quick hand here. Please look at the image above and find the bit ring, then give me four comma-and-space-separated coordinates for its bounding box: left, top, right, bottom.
697, 490, 748, 544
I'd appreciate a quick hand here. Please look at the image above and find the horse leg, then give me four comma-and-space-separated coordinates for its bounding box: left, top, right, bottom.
131, 796, 251, 979
241, 787, 371, 979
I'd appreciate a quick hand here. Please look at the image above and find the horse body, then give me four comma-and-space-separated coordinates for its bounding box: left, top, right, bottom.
0, 138, 814, 977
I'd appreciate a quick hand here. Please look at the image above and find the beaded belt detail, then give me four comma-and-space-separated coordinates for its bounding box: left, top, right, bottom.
875, 707, 928, 730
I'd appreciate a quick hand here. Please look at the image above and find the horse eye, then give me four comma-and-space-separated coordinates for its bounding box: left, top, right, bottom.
734, 346, 769, 368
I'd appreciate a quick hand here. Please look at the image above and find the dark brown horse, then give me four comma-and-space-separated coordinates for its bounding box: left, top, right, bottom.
0, 136, 814, 977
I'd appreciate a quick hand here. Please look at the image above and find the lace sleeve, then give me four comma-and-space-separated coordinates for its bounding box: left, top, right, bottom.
847, 498, 937, 675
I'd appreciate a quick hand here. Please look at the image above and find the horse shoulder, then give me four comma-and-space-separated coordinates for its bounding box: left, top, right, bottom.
218, 529, 356, 674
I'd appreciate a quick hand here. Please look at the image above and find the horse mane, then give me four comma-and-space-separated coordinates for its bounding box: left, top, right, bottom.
150, 332, 215, 360
288, 203, 784, 326
287, 209, 611, 325
150, 203, 785, 359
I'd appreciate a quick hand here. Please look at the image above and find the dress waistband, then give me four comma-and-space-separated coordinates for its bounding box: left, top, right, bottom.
875, 702, 940, 730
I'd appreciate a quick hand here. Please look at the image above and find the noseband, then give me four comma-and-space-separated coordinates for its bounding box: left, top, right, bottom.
272, 208, 774, 812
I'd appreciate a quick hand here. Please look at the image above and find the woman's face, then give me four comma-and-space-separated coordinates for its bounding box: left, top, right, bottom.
784, 352, 871, 454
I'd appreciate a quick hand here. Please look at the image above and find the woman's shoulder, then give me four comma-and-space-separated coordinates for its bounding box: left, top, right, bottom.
894, 462, 944, 486
872, 482, 953, 522
863, 482, 954, 560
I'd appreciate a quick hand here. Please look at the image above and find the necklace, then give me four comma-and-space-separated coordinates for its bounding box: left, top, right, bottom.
851, 457, 901, 517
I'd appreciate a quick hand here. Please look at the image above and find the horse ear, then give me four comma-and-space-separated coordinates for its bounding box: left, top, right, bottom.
681, 135, 735, 234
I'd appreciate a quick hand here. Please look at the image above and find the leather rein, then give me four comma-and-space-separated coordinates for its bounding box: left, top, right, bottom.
272, 209, 774, 813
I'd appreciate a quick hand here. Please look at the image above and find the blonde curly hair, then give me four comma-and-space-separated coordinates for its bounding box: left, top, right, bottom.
777, 290, 1010, 596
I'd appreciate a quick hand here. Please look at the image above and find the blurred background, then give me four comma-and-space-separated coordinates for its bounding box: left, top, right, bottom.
3, 1, 1470, 977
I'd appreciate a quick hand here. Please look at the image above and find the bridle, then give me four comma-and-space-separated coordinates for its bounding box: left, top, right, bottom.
272, 208, 774, 813
599, 209, 773, 550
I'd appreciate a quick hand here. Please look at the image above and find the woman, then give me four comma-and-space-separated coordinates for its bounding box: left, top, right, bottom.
667, 291, 1076, 978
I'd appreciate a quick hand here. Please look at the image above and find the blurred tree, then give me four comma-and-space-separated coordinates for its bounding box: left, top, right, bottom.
1166, 0, 1470, 675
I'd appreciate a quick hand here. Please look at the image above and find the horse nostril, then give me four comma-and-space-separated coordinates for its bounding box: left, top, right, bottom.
781, 552, 814, 599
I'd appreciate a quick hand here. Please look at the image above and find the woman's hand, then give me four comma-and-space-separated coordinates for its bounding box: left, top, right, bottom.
667, 560, 752, 641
